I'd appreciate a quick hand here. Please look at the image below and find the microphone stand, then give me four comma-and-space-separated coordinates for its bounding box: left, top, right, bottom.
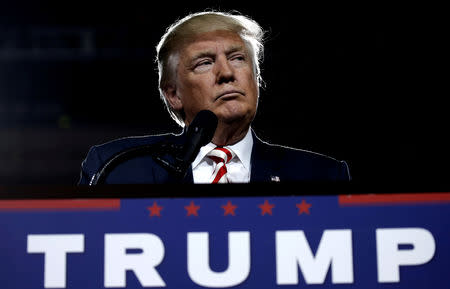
89, 141, 186, 185
89, 110, 218, 185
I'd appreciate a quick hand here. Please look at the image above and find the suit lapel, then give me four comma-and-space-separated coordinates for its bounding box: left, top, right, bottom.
183, 166, 194, 183
250, 130, 278, 182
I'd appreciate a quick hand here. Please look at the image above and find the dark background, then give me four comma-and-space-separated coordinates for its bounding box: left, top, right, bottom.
0, 1, 446, 185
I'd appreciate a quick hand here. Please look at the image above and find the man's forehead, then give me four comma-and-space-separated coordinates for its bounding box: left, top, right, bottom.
181, 30, 246, 57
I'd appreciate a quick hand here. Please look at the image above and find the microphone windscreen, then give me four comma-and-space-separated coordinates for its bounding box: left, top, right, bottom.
187, 110, 218, 146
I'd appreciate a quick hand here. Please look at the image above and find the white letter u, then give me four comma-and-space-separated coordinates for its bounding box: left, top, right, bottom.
187, 231, 250, 288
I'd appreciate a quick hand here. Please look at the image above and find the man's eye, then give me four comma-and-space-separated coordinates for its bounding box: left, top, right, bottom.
230, 55, 246, 63
196, 60, 213, 67
193, 60, 213, 72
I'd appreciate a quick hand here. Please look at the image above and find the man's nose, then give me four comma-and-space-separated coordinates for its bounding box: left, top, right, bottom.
215, 56, 235, 84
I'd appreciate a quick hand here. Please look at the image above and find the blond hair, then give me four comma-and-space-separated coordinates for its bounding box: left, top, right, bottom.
156, 11, 265, 126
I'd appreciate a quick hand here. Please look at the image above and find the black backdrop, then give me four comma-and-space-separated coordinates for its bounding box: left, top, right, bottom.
0, 1, 446, 184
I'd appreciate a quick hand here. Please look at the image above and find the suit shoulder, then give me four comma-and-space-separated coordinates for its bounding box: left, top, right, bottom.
79, 132, 183, 184
270, 142, 341, 163
254, 135, 333, 161
92, 132, 180, 160
253, 135, 351, 181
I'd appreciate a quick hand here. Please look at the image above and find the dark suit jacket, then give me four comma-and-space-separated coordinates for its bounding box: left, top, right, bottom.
79, 130, 350, 184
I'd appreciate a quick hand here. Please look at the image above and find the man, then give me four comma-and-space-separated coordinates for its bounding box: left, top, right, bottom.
79, 11, 350, 184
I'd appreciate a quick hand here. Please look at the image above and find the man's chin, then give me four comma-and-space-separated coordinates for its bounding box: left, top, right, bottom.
217, 111, 253, 126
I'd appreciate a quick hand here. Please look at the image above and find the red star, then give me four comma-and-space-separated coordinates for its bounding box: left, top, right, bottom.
258, 200, 275, 216
222, 200, 237, 216
185, 201, 200, 217
296, 199, 312, 215
147, 201, 163, 217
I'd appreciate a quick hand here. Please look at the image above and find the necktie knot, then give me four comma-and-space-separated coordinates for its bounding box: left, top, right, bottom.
206, 147, 235, 183
207, 147, 235, 164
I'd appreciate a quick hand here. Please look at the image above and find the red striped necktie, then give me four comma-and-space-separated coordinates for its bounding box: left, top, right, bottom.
207, 147, 236, 183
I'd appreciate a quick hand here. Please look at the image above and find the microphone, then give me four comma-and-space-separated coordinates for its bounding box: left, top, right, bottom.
176, 110, 218, 176
89, 110, 217, 185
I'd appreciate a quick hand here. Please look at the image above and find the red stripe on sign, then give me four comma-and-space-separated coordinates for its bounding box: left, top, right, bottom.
0, 199, 120, 211
339, 193, 450, 206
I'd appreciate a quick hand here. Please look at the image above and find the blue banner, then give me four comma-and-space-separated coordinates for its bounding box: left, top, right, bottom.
0, 192, 449, 288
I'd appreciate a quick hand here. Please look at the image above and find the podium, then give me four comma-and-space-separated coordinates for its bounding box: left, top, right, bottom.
0, 184, 449, 288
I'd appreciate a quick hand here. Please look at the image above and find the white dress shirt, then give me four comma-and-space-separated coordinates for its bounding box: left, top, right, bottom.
192, 129, 253, 183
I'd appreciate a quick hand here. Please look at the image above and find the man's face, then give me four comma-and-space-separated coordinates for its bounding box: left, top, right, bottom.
165, 30, 259, 127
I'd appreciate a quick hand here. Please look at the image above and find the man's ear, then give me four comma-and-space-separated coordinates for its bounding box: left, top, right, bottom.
162, 85, 183, 111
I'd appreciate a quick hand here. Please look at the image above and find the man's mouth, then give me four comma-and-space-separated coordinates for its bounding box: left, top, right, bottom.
215, 90, 244, 101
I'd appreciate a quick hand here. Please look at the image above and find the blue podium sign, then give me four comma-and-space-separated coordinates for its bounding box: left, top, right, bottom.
0, 189, 449, 288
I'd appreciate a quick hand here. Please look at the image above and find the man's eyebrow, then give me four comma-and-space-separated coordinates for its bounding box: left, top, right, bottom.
225, 45, 246, 55
190, 51, 215, 62
189, 45, 246, 62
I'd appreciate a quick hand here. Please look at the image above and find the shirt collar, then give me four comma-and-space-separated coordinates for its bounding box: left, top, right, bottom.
192, 128, 253, 170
